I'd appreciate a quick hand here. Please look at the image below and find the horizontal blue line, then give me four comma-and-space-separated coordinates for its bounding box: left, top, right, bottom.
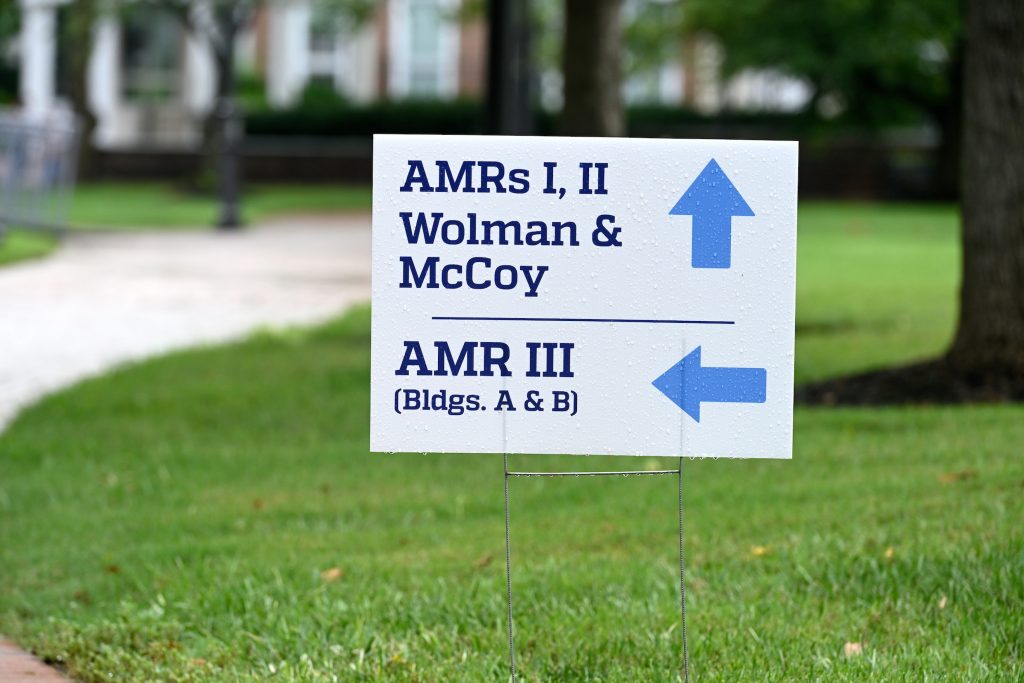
432, 316, 734, 325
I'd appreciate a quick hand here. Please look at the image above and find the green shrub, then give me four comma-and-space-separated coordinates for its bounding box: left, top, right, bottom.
298, 79, 349, 110
236, 71, 267, 110
244, 98, 851, 141
245, 99, 486, 137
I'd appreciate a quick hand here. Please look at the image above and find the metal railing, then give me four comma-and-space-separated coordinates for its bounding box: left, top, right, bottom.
0, 109, 80, 239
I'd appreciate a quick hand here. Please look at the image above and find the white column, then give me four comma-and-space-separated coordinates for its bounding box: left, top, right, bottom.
184, 24, 216, 115
88, 14, 119, 147
694, 37, 724, 114
339, 22, 378, 102
19, 0, 59, 117
387, 0, 409, 97
266, 0, 311, 107
388, 0, 461, 99
436, 0, 460, 98
659, 62, 684, 105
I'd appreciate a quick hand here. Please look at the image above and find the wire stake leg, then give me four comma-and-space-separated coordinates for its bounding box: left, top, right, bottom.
501, 457, 690, 682
503, 453, 517, 682
678, 456, 690, 682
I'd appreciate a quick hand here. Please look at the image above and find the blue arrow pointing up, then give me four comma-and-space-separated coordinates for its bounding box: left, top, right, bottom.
652, 346, 766, 422
669, 159, 754, 269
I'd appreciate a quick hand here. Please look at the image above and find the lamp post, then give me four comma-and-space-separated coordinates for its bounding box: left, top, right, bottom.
486, 0, 533, 136
215, 7, 241, 230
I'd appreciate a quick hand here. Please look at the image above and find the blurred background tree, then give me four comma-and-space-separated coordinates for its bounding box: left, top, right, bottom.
685, 0, 961, 197
561, 0, 624, 136
62, 0, 99, 179
0, 0, 19, 104
145, 0, 258, 229
136, 0, 371, 228
799, 0, 1024, 402
946, 0, 1023, 390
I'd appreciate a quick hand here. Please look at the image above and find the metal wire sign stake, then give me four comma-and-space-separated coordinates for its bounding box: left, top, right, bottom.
370, 136, 798, 681
502, 454, 690, 682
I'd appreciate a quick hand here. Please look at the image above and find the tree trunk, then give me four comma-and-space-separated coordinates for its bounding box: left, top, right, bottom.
560, 0, 623, 137
946, 0, 1024, 375
192, 109, 219, 192
931, 39, 963, 201
796, 0, 1024, 405
66, 0, 97, 180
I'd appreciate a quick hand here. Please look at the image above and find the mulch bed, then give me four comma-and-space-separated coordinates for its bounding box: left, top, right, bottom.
796, 357, 1024, 405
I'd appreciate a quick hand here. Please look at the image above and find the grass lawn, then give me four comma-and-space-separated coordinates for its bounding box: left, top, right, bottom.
0, 183, 370, 267
68, 183, 372, 230
1, 203, 1022, 682
795, 202, 959, 382
0, 229, 58, 267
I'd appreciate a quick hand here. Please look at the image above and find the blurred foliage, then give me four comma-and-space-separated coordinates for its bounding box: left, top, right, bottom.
460, 0, 687, 91
314, 0, 378, 27
236, 71, 267, 109
530, 0, 683, 83
0, 64, 15, 104
623, 0, 684, 78
464, 0, 959, 130
297, 79, 349, 110
532, 0, 565, 80
0, 0, 18, 103
685, 0, 961, 127
623, 103, 821, 138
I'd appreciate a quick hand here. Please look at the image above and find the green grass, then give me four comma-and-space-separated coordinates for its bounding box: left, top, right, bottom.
68, 183, 372, 229
795, 203, 960, 383
0, 229, 57, 266
1, 183, 370, 269
1, 203, 1022, 681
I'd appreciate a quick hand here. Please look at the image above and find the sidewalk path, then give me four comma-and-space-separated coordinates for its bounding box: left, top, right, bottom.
0, 638, 68, 682
0, 214, 371, 430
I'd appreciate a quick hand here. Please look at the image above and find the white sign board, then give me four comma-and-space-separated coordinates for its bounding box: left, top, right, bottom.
371, 135, 798, 458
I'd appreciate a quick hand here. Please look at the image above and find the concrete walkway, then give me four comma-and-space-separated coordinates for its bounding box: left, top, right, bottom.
0, 638, 68, 682
0, 214, 371, 430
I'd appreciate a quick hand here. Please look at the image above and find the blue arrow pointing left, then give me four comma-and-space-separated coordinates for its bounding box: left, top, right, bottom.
652, 346, 766, 422
669, 159, 754, 269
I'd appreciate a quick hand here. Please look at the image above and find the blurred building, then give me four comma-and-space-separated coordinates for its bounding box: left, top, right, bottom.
259, 0, 486, 106
17, 0, 486, 148
15, 0, 808, 151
